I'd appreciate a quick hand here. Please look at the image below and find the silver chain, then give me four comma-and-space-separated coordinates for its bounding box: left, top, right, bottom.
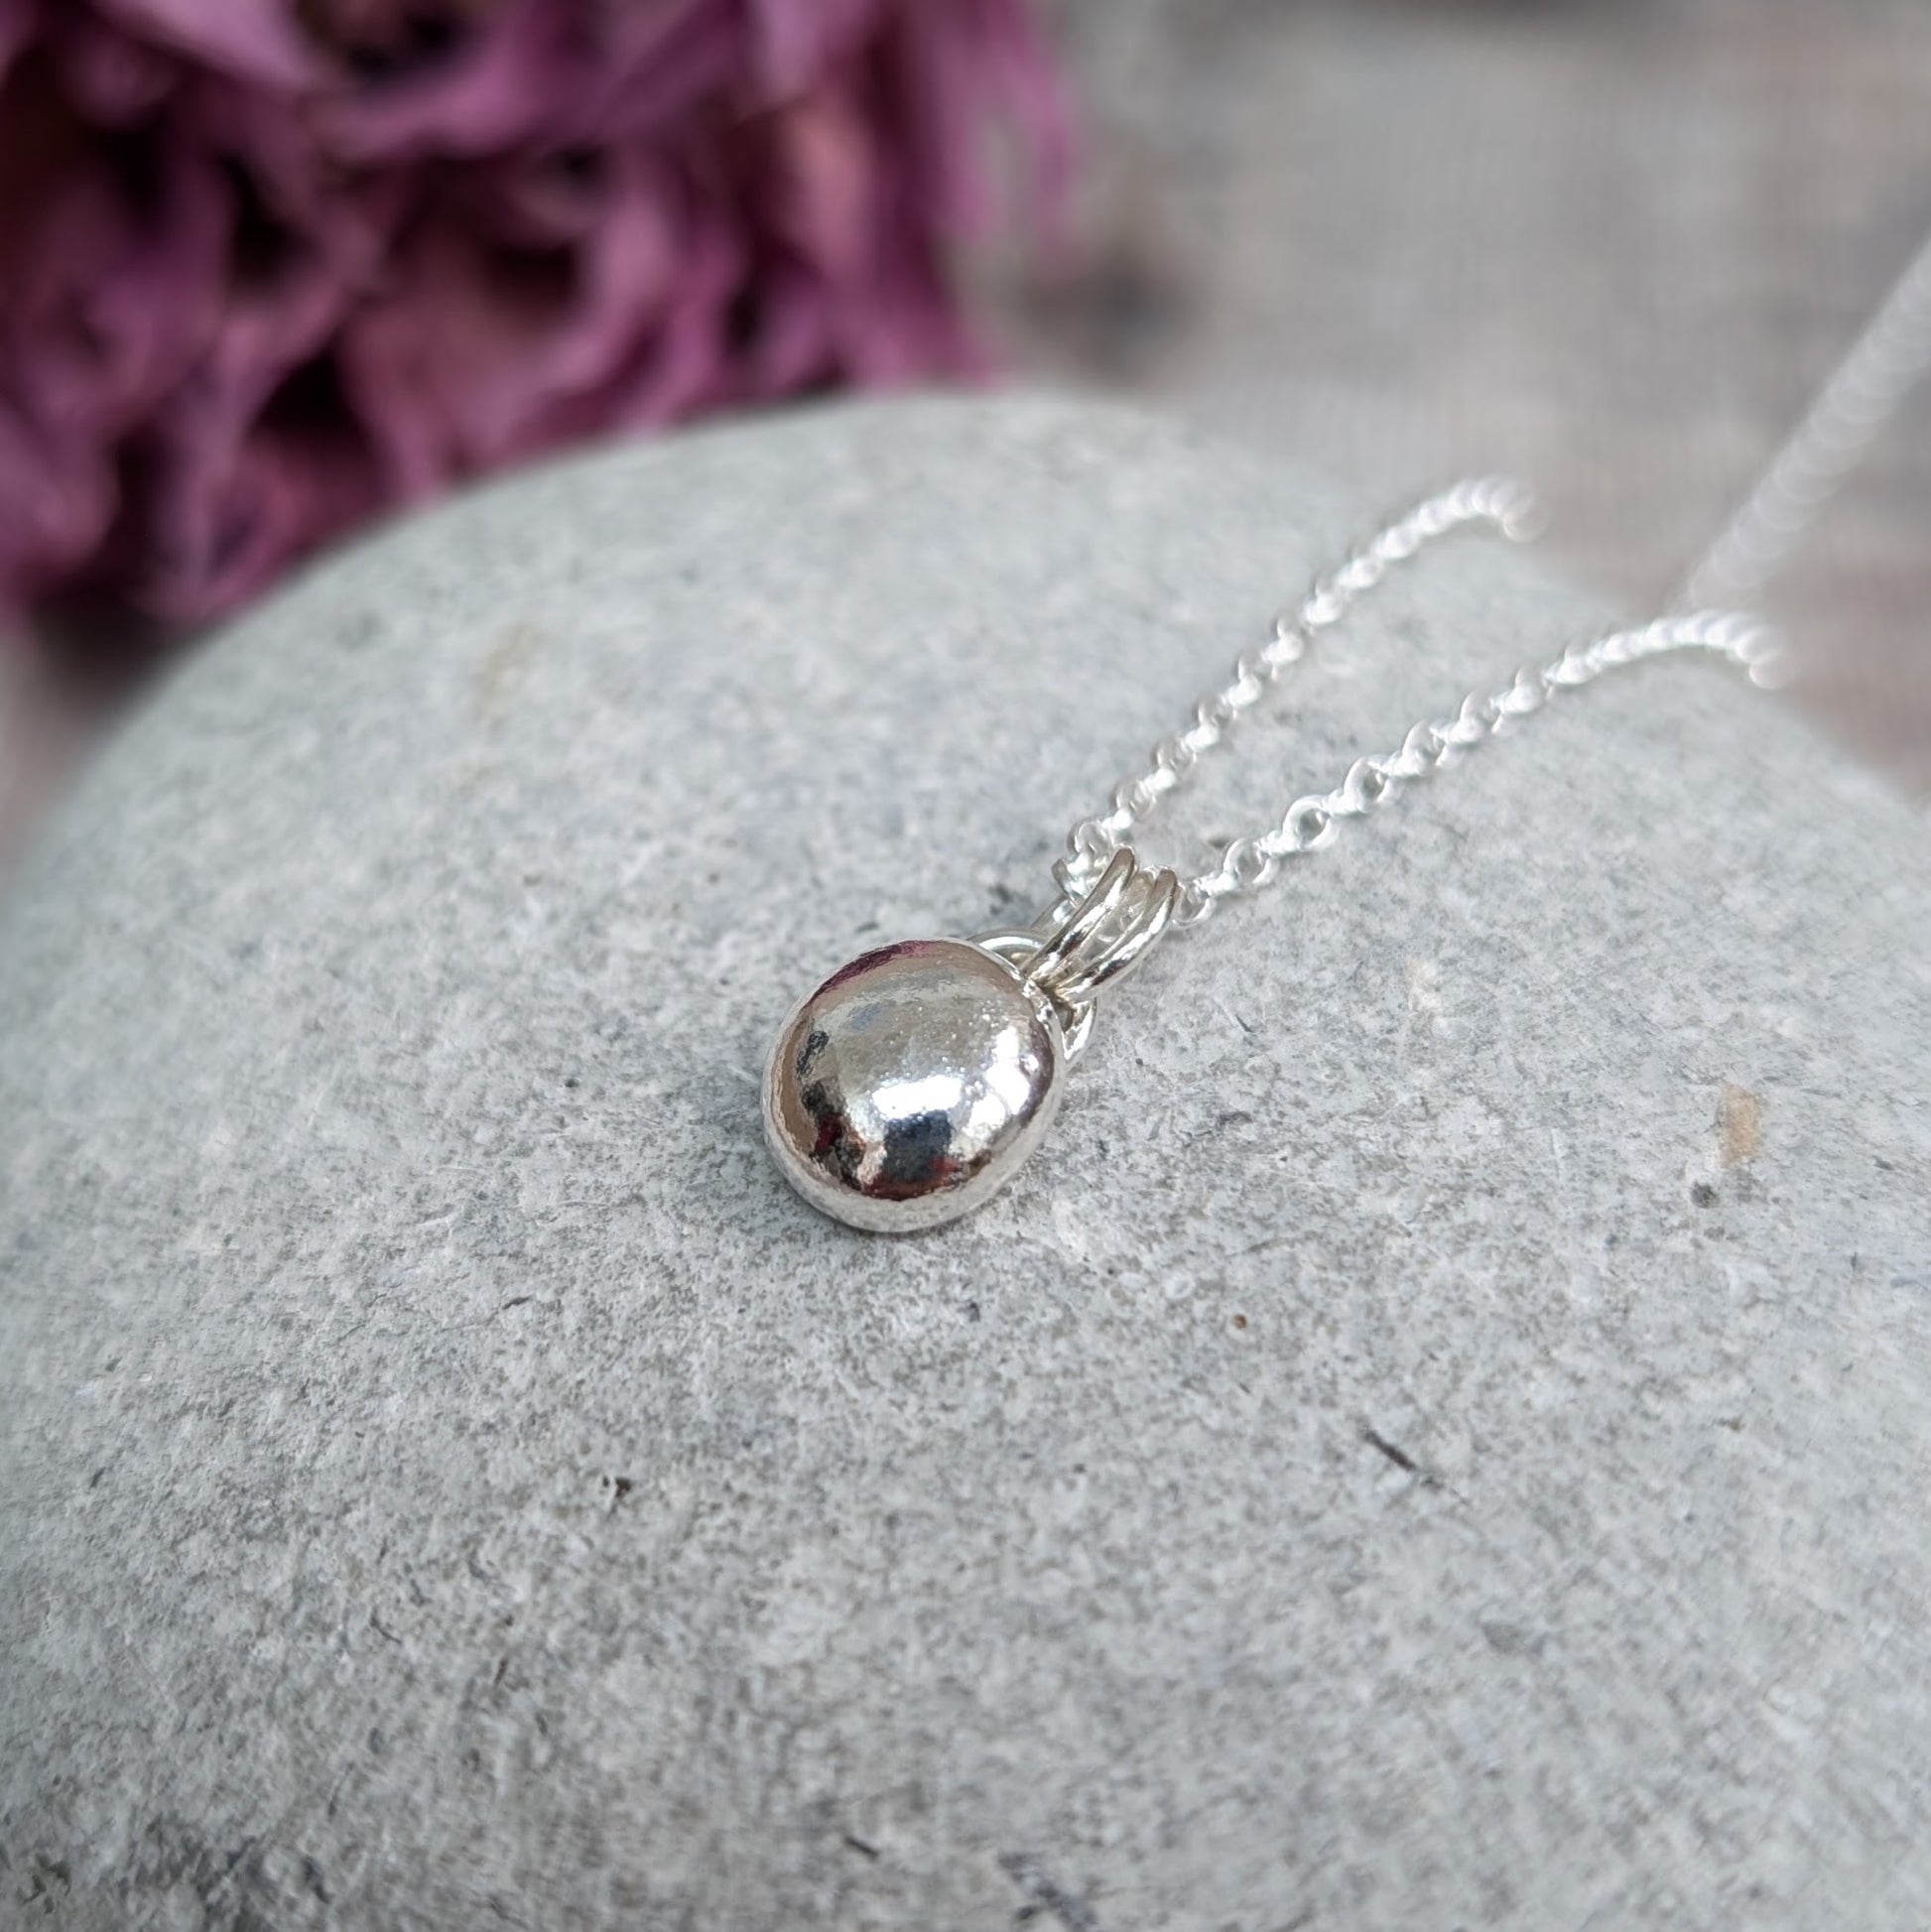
1056, 476, 1783, 930
1683, 218, 1931, 609
1039, 210, 1931, 975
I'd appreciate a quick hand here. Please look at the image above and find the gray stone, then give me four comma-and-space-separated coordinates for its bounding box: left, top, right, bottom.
2, 394, 1928, 1930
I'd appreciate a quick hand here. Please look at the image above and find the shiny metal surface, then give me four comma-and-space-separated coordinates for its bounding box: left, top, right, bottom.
763, 938, 1065, 1233
973, 845, 1181, 1065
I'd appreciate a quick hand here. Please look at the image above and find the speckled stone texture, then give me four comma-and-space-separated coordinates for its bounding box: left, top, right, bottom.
2, 395, 1928, 1931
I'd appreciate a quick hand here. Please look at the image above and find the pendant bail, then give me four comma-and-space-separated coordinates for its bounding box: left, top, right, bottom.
974, 847, 1179, 1059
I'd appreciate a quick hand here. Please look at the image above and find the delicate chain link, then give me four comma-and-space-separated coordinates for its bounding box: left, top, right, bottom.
1057, 478, 1782, 931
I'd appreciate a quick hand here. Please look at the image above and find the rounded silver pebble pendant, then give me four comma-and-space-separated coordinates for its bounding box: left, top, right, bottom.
762, 850, 1181, 1232
762, 938, 1067, 1232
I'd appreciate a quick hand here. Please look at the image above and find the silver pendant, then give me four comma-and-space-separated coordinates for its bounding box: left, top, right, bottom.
763, 851, 1178, 1231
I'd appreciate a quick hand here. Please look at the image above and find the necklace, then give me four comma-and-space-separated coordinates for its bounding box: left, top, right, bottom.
761, 476, 1775, 1232
762, 218, 1931, 1234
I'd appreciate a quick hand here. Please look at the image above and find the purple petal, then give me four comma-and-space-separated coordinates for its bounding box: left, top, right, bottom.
94, 0, 317, 90
602, 209, 741, 430
342, 145, 697, 483
0, 394, 117, 604
0, 0, 39, 92
737, 263, 835, 398
10, 142, 228, 447
747, 0, 882, 99
578, 0, 742, 143
135, 388, 382, 621
50, 14, 181, 124
319, 0, 579, 162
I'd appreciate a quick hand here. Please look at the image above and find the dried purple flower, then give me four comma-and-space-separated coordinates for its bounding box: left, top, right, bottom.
0, 0, 1068, 628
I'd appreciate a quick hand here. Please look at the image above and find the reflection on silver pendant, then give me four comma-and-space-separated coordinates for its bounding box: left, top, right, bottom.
762, 938, 1065, 1232
762, 853, 1178, 1232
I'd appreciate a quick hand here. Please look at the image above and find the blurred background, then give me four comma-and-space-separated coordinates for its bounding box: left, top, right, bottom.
2, 0, 1927, 875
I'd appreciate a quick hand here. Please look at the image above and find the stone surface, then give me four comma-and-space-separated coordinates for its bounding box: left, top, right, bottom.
2, 394, 1929, 1930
